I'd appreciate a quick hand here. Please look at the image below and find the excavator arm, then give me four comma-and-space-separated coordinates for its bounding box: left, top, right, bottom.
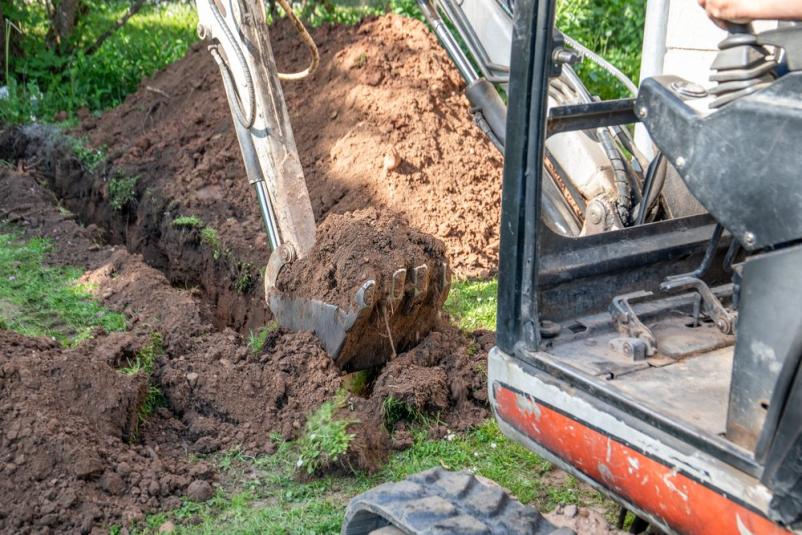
194, 0, 451, 370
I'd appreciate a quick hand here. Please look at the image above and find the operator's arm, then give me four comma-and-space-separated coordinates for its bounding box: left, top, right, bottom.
698, 0, 802, 23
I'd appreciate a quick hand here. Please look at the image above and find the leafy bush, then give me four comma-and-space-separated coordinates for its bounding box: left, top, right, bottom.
108, 173, 138, 210
556, 0, 645, 99
2, 1, 198, 123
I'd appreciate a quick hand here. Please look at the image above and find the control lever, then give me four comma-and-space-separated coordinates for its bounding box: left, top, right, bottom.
660, 276, 736, 335
609, 291, 658, 360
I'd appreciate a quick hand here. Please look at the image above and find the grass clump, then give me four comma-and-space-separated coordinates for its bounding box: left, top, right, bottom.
108, 173, 138, 211
173, 215, 204, 229
297, 393, 355, 475
382, 395, 425, 431
200, 227, 222, 260
120, 332, 166, 442
246, 321, 278, 353
444, 279, 498, 331
0, 231, 126, 345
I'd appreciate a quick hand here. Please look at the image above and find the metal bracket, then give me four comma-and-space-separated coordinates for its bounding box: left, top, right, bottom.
609, 291, 658, 358
660, 275, 736, 335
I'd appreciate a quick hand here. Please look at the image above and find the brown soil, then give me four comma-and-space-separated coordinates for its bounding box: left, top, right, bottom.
0, 152, 488, 531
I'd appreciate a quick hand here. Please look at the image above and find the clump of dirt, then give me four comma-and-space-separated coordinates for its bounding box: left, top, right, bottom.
276, 208, 450, 369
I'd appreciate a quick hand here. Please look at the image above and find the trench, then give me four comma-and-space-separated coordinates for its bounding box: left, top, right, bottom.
0, 124, 270, 337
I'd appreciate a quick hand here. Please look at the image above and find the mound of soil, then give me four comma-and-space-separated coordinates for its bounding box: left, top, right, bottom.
80, 14, 502, 280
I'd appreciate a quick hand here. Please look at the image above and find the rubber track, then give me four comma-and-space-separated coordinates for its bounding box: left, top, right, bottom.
342, 468, 572, 534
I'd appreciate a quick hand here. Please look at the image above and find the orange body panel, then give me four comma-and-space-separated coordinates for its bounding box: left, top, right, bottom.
494, 384, 790, 535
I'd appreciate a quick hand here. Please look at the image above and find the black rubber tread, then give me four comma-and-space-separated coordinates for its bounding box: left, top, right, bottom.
342, 468, 573, 535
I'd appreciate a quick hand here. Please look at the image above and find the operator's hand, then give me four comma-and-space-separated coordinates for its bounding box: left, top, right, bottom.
698, 0, 802, 27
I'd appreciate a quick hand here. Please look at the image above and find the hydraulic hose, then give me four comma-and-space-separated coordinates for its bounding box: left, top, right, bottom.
562, 33, 639, 96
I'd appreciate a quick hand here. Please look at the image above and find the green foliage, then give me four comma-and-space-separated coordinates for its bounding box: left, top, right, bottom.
200, 227, 222, 259
1, 1, 198, 124
297, 393, 355, 475
444, 279, 498, 331
108, 172, 138, 211
246, 321, 278, 354
556, 0, 646, 99
68, 136, 106, 171
0, 231, 126, 345
172, 215, 204, 229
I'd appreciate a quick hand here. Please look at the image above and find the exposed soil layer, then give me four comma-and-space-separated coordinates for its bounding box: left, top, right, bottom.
69, 14, 502, 334
0, 156, 489, 531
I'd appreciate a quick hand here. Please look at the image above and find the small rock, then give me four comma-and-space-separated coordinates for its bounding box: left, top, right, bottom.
564, 504, 578, 518
158, 520, 176, 533
186, 372, 199, 387
122, 506, 143, 526
186, 480, 214, 502
116, 461, 131, 476
148, 479, 161, 497
73, 457, 104, 480
101, 471, 126, 495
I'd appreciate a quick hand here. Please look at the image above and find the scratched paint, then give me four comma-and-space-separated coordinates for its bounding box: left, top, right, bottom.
493, 385, 790, 535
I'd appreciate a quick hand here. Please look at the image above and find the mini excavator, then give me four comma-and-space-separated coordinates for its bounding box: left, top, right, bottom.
195, 0, 802, 533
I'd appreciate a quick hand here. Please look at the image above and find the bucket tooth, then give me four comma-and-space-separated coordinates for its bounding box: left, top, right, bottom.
412, 264, 429, 298
389, 268, 407, 309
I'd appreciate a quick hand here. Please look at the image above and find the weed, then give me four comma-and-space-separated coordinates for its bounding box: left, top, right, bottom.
444, 279, 498, 331
382, 395, 425, 431
297, 392, 355, 475
200, 227, 222, 260
0, 231, 126, 345
234, 264, 255, 293
342, 369, 372, 396
108, 172, 138, 211
172, 215, 204, 229
246, 321, 278, 354
68, 136, 106, 172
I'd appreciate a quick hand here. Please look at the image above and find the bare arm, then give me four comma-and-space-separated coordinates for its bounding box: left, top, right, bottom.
698, 0, 802, 23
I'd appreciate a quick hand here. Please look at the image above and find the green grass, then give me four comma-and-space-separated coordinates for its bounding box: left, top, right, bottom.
247, 322, 279, 353
69, 136, 107, 172
134, 420, 611, 533
297, 393, 356, 475
200, 227, 222, 260
120, 332, 166, 441
444, 279, 498, 331
3, 1, 198, 124
173, 215, 205, 229
0, 231, 127, 345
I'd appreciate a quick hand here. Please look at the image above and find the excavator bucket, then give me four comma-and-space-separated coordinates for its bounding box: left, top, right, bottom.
197, 0, 451, 369
264, 217, 452, 371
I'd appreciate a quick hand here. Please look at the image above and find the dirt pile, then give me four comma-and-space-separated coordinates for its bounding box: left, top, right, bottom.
79, 14, 503, 280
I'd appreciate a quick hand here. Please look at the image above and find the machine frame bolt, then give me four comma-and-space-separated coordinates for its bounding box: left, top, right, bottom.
743, 232, 756, 247
676, 156, 687, 169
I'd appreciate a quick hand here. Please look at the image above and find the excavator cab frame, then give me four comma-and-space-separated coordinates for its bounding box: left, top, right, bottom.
490, 0, 802, 532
